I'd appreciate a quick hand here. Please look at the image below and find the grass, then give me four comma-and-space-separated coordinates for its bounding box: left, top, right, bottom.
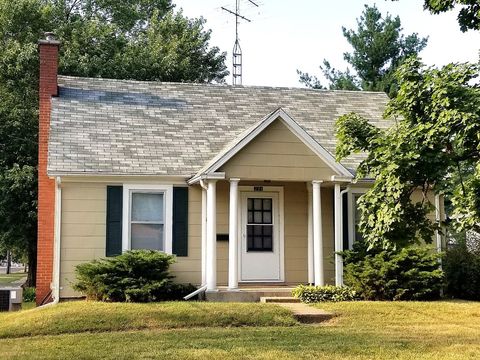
0, 300, 479, 359
0, 272, 26, 286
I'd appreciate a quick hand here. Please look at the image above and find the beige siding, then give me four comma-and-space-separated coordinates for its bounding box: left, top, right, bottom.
59, 183, 204, 298
59, 180, 338, 298
220, 119, 337, 181
60, 182, 107, 298
170, 186, 202, 284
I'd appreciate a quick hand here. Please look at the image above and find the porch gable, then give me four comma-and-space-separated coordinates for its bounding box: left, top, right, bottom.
190, 109, 353, 184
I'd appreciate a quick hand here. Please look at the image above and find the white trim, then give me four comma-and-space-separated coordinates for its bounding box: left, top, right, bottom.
49, 174, 190, 183
122, 184, 173, 254
187, 172, 225, 185
238, 187, 285, 282
331, 175, 353, 182
190, 108, 353, 183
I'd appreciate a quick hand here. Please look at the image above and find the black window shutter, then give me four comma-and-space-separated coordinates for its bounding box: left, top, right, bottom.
106, 186, 123, 257
173, 187, 189, 257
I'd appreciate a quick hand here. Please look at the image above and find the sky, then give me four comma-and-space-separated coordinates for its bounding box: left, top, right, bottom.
174, 0, 480, 87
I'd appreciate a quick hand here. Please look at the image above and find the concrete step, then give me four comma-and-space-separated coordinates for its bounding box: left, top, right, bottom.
206, 289, 294, 302
259, 296, 300, 303
276, 302, 334, 324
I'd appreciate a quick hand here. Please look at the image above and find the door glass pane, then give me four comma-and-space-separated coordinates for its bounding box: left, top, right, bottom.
263, 199, 271, 210
131, 224, 164, 251
254, 211, 262, 223
263, 211, 272, 224
263, 226, 272, 236
263, 236, 272, 250
254, 198, 262, 210
132, 193, 164, 222
246, 224, 273, 252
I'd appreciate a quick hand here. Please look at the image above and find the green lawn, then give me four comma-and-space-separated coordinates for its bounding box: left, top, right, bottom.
0, 272, 26, 286
1, 301, 479, 359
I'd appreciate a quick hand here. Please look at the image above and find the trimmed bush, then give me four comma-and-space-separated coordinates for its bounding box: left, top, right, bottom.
343, 244, 444, 301
444, 242, 480, 300
73, 250, 196, 302
292, 285, 359, 303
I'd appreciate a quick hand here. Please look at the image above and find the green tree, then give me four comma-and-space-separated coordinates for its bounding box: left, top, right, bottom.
392, 0, 480, 32
298, 5, 428, 97
0, 0, 228, 286
335, 57, 480, 250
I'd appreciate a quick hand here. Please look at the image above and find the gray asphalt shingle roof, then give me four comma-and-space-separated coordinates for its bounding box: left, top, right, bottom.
48, 76, 391, 177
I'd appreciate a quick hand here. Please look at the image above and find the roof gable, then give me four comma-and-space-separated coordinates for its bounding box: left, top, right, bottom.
189, 109, 352, 183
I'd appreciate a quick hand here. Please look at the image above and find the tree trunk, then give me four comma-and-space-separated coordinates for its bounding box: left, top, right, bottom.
6, 250, 11, 275
26, 246, 36, 287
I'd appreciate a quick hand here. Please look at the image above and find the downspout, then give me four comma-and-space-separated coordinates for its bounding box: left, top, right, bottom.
184, 179, 208, 300
52, 176, 62, 304
38, 176, 62, 308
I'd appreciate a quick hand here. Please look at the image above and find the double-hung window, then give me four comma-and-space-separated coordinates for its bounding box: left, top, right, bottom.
123, 185, 173, 253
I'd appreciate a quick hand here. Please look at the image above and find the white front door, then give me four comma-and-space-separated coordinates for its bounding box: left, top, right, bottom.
239, 191, 282, 281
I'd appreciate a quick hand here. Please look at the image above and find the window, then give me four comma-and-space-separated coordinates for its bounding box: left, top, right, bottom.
131, 192, 165, 251
353, 193, 363, 242
122, 185, 173, 253
247, 198, 273, 252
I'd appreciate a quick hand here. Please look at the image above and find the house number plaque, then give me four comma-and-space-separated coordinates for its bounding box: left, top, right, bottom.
254, 186, 263, 192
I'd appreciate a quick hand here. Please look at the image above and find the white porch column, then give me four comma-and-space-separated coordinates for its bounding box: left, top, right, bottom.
312, 180, 324, 286
228, 178, 240, 289
334, 183, 344, 286
206, 180, 217, 291
306, 183, 314, 284
201, 187, 207, 285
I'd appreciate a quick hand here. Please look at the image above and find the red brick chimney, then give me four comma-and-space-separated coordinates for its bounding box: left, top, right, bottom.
36, 32, 60, 305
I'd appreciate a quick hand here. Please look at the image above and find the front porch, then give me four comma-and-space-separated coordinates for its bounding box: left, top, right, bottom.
197, 179, 348, 295
188, 110, 356, 295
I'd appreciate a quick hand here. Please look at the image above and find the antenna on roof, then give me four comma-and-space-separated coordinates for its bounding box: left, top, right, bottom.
221, 0, 259, 86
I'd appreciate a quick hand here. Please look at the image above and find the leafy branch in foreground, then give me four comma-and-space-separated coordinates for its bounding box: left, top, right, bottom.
336, 57, 480, 249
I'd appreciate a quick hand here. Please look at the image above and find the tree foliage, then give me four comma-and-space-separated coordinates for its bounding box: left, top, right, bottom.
298, 5, 428, 97
392, 0, 480, 32
336, 57, 480, 249
0, 0, 228, 286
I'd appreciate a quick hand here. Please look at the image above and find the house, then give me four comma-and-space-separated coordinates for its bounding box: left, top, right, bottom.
36, 35, 445, 305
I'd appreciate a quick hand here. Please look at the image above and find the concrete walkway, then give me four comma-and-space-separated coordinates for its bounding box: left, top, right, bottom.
260, 297, 334, 323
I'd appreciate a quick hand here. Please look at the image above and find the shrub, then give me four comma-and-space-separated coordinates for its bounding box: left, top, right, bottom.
444, 238, 480, 300
72, 250, 196, 302
343, 244, 444, 301
292, 285, 359, 303
22, 287, 35, 302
